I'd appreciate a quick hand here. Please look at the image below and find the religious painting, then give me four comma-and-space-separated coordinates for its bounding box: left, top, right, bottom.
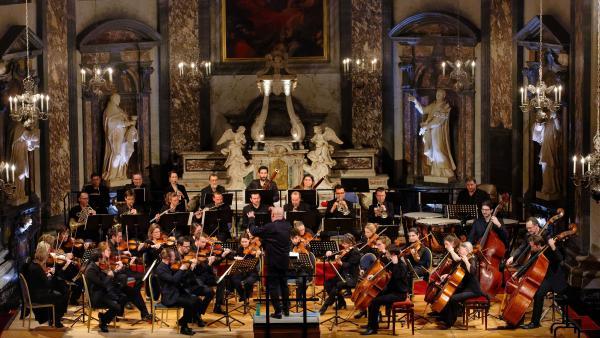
221, 0, 328, 62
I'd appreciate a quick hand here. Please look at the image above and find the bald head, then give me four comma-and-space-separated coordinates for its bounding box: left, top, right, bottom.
271, 207, 284, 221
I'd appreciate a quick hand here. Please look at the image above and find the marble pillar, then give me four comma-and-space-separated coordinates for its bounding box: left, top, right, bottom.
490, 0, 513, 128
46, 0, 70, 215
350, 0, 383, 150
169, 0, 201, 153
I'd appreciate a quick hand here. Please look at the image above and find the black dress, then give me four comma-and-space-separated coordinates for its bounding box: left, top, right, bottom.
366, 259, 410, 331
438, 257, 485, 327
323, 247, 361, 307
23, 262, 68, 325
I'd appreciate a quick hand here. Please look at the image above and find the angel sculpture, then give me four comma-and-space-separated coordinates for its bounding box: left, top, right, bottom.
303, 126, 343, 189
217, 126, 254, 190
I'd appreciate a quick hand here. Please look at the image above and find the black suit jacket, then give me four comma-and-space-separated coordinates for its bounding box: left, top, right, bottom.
82, 184, 110, 214
200, 185, 226, 208
247, 179, 279, 202
84, 262, 116, 306
155, 261, 186, 306
242, 203, 270, 229
456, 189, 491, 209
382, 260, 410, 295
249, 219, 291, 271
164, 184, 189, 212
325, 199, 356, 219
468, 217, 509, 248
367, 201, 395, 224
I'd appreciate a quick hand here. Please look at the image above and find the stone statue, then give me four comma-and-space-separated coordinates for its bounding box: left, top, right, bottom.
251, 96, 268, 143
532, 111, 561, 200
9, 123, 39, 205
102, 93, 138, 183
303, 125, 343, 189
287, 97, 305, 142
409, 89, 456, 179
218, 126, 254, 190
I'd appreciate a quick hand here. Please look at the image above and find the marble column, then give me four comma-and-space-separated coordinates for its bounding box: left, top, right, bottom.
350, 0, 383, 150
490, 0, 513, 128
46, 0, 70, 216
169, 0, 201, 153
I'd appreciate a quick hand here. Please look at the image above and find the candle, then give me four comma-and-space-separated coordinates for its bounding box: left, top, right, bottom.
4, 163, 8, 182
457, 60, 461, 69
178, 62, 184, 76
558, 85, 562, 102
40, 95, 43, 111
8, 97, 12, 111
11, 164, 14, 183
519, 88, 524, 105
581, 157, 586, 175
81, 69, 86, 82
587, 156, 592, 172
536, 87, 540, 103
46, 96, 49, 111
471, 60, 475, 77
573, 155, 577, 174
554, 87, 558, 102
442, 62, 446, 76
107, 68, 113, 82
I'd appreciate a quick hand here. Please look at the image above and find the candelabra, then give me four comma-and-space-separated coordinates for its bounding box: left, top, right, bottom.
0, 162, 16, 197
571, 0, 600, 201
8, 0, 49, 127
519, 0, 561, 122
439, 0, 475, 91
177, 60, 212, 84
341, 57, 378, 77
81, 65, 114, 96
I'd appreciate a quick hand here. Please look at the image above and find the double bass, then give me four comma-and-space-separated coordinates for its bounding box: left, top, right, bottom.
501, 223, 577, 326
476, 197, 508, 297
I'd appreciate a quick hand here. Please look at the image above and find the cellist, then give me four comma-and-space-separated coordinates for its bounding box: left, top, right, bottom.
468, 200, 509, 248
519, 234, 567, 329
361, 245, 410, 335
437, 241, 485, 329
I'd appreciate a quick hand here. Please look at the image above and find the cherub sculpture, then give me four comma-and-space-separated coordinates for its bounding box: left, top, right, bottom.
217, 126, 254, 190
303, 125, 343, 189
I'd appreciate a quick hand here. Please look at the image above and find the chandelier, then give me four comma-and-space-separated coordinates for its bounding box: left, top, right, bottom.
81, 64, 113, 96
0, 161, 16, 197
177, 60, 212, 83
571, 0, 600, 199
8, 0, 49, 127
519, 0, 562, 122
440, 0, 475, 91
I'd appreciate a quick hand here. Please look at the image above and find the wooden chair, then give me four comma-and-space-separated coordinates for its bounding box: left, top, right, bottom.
18, 273, 55, 330
462, 296, 490, 330
81, 275, 116, 332
148, 274, 181, 333
390, 299, 414, 335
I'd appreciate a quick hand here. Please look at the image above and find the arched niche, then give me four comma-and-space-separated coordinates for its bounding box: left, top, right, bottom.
389, 12, 480, 183
77, 19, 161, 186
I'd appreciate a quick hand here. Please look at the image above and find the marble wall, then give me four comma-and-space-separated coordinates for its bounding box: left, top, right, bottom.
490, 0, 513, 129
46, 0, 70, 215
168, 0, 201, 153
350, 0, 383, 149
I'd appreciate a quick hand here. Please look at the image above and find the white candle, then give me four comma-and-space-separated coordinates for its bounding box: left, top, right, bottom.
573, 155, 577, 174
519, 88, 524, 104
40, 95, 44, 111
46, 96, 49, 111
558, 85, 562, 102
11, 164, 14, 183
442, 62, 446, 76
587, 156, 592, 172
9, 97, 12, 111
471, 60, 475, 77
4, 163, 8, 182
554, 87, 558, 102
178, 62, 184, 76
581, 157, 586, 174
457, 61, 461, 69
81, 69, 86, 82
108, 68, 113, 82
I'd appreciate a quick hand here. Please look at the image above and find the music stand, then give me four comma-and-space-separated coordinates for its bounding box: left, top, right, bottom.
377, 224, 401, 241
159, 212, 193, 237
203, 209, 233, 241
252, 212, 271, 227
308, 241, 338, 259
83, 214, 115, 242
120, 214, 148, 240
116, 189, 126, 202
287, 190, 317, 207
288, 252, 314, 311
286, 210, 317, 231
228, 258, 260, 315
340, 178, 370, 192
203, 192, 234, 207
245, 189, 275, 205
323, 218, 356, 242
447, 204, 478, 239
133, 188, 146, 203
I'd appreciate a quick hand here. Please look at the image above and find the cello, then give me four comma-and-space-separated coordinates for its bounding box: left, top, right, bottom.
501, 223, 577, 326
351, 257, 392, 311
429, 261, 467, 313
424, 235, 460, 303
476, 197, 508, 297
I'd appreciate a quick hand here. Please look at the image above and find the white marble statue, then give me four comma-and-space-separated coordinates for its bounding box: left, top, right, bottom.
102, 93, 138, 183
9, 123, 40, 204
218, 126, 254, 190
287, 96, 305, 141
303, 125, 343, 189
409, 89, 456, 178
251, 95, 269, 143
532, 111, 561, 199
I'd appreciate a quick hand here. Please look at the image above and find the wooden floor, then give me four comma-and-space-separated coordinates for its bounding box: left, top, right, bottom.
3, 289, 580, 338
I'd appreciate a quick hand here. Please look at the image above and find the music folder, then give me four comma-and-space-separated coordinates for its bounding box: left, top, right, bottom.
83, 214, 116, 241
245, 189, 275, 205
287, 189, 317, 207
285, 210, 316, 230
159, 212, 194, 236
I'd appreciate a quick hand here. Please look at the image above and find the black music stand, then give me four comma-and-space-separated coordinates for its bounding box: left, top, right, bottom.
83, 214, 115, 242
286, 210, 317, 231
133, 188, 146, 203
203, 192, 233, 207
245, 189, 275, 205
309, 240, 338, 305
159, 212, 193, 237
229, 258, 260, 315
288, 252, 314, 311
323, 217, 356, 242
120, 214, 148, 240
203, 209, 233, 241
341, 178, 370, 192
287, 190, 317, 207
252, 212, 271, 227
447, 204, 478, 238
377, 224, 401, 241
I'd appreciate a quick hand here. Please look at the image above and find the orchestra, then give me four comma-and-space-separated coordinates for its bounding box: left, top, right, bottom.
18, 172, 581, 335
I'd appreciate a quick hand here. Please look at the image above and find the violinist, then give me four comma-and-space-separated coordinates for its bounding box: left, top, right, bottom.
294, 173, 315, 189
247, 165, 279, 202
84, 248, 127, 333
164, 170, 189, 212
23, 242, 67, 328
403, 227, 431, 279
199, 173, 226, 208
290, 229, 313, 307
437, 241, 485, 329
229, 234, 261, 303
361, 245, 410, 335
138, 224, 166, 266
173, 236, 211, 327
469, 200, 509, 248
194, 191, 233, 242
191, 232, 232, 314
97, 241, 152, 322
107, 227, 145, 290
54, 226, 84, 304
505, 217, 548, 267
242, 192, 270, 230
294, 221, 314, 241
519, 234, 567, 329
359, 223, 379, 255
319, 233, 361, 315
155, 248, 198, 335
367, 187, 394, 225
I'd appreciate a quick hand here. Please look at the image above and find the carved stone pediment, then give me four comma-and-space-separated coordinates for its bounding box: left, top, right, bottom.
0, 26, 43, 61
388, 12, 480, 47
515, 15, 569, 53
78, 19, 161, 53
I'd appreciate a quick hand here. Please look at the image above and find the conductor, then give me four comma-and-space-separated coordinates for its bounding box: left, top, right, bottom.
248, 206, 291, 319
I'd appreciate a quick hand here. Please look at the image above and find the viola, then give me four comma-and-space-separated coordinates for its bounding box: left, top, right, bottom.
117, 239, 128, 252
99, 256, 120, 272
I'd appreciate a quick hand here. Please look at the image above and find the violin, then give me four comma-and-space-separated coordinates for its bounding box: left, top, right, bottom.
61, 237, 85, 250
243, 245, 260, 256
293, 241, 310, 254
151, 234, 176, 247
128, 239, 141, 251
99, 256, 120, 272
